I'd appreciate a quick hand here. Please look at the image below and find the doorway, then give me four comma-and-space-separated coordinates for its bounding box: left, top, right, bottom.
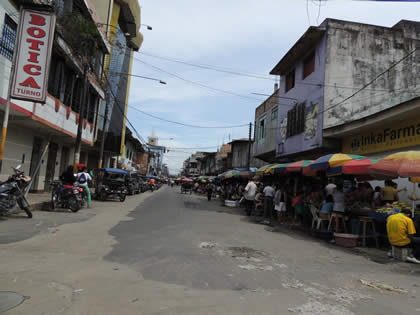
29, 137, 43, 192
45, 143, 58, 192
59, 146, 70, 176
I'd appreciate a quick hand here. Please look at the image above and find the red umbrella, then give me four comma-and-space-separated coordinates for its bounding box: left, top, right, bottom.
182, 178, 194, 182
342, 158, 381, 175
286, 160, 313, 173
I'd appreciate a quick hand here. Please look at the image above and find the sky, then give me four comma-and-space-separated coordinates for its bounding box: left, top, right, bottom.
126, 0, 420, 175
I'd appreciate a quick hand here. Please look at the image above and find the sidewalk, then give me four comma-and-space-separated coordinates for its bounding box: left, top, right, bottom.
26, 193, 51, 211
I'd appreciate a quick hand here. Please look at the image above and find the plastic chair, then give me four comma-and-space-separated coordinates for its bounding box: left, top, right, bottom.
328, 212, 347, 233
311, 205, 330, 230
358, 216, 379, 248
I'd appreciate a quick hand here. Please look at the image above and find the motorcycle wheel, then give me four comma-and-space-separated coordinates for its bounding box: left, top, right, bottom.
119, 194, 126, 202
68, 197, 80, 212
100, 190, 107, 202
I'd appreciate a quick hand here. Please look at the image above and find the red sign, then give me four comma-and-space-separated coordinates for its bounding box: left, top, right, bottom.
11, 9, 56, 103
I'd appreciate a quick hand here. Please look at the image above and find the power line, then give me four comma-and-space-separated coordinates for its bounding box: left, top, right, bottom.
137, 51, 275, 81
128, 105, 250, 129
133, 57, 266, 102
167, 146, 219, 150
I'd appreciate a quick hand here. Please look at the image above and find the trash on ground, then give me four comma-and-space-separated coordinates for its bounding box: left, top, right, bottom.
199, 242, 216, 249
359, 279, 407, 294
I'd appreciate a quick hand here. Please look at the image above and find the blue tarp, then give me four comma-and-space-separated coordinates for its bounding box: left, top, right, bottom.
103, 168, 128, 175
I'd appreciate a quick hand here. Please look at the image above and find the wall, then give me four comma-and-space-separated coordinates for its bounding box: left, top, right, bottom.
323, 19, 420, 129
232, 142, 250, 169
275, 34, 327, 158
254, 90, 278, 161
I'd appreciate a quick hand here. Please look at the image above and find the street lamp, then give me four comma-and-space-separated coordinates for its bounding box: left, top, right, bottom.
111, 72, 167, 85
141, 24, 153, 30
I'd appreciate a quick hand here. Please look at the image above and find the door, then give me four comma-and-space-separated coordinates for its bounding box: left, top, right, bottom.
59, 146, 70, 176
29, 137, 43, 192
45, 143, 58, 192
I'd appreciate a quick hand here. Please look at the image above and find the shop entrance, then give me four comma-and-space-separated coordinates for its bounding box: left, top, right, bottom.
44, 143, 58, 192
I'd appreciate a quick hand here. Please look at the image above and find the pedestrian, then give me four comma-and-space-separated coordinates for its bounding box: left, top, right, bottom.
206, 182, 214, 201
274, 185, 287, 223
325, 178, 336, 197
244, 178, 257, 216
77, 166, 92, 208
263, 182, 275, 224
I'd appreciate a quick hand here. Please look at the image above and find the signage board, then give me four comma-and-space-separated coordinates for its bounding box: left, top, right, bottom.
11, 9, 56, 103
343, 117, 420, 155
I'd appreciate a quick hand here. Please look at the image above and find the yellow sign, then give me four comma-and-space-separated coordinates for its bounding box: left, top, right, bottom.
343, 118, 420, 155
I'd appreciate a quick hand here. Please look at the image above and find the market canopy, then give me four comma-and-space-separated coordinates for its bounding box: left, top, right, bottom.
267, 163, 291, 175
256, 164, 277, 176
328, 158, 381, 176
369, 151, 420, 178
310, 153, 366, 170
286, 160, 313, 173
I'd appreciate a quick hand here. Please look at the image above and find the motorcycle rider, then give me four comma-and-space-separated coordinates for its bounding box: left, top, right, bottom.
76, 166, 92, 208
60, 165, 76, 185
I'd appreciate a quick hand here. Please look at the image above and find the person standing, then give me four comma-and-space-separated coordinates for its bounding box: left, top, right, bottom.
274, 186, 287, 223
244, 179, 257, 216
263, 182, 275, 224
325, 178, 336, 197
76, 166, 92, 208
206, 182, 214, 201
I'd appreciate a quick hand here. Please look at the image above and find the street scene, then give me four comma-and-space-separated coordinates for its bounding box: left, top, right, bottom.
2, 0, 420, 314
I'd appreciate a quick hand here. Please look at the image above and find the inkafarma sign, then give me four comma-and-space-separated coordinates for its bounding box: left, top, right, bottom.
11, 9, 56, 103
343, 118, 420, 155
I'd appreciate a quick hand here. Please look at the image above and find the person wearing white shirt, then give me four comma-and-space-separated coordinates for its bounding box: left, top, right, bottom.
325, 179, 337, 196
244, 180, 257, 216
263, 183, 275, 224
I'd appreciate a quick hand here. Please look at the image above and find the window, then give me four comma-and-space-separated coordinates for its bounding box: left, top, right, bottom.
286, 103, 305, 137
0, 14, 17, 61
285, 69, 295, 92
271, 107, 278, 121
303, 51, 315, 79
259, 116, 266, 140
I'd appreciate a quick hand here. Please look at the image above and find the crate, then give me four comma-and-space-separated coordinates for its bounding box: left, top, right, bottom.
334, 233, 359, 248
391, 246, 411, 261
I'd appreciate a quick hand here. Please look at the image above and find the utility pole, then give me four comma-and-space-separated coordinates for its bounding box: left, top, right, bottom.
73, 66, 89, 172
247, 122, 252, 170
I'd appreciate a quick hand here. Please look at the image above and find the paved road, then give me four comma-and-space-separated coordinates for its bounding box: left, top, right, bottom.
1, 186, 420, 314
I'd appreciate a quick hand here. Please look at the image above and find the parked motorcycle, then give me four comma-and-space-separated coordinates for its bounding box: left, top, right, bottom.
50, 180, 82, 212
0, 165, 32, 218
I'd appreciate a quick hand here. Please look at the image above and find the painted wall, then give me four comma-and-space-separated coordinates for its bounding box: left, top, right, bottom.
275, 35, 327, 158
254, 90, 278, 161
323, 19, 420, 129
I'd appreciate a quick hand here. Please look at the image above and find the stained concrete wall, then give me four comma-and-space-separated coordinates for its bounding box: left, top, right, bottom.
323, 19, 420, 129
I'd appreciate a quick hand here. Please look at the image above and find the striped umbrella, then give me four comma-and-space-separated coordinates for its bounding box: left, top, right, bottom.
286, 160, 313, 173
256, 164, 277, 176
327, 158, 381, 176
310, 153, 366, 171
267, 163, 291, 175
369, 151, 420, 178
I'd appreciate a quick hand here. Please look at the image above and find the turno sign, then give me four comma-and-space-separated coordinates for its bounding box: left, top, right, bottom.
11, 9, 56, 103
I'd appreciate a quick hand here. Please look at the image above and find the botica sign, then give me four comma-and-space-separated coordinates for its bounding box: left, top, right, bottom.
11, 9, 56, 103
343, 118, 420, 154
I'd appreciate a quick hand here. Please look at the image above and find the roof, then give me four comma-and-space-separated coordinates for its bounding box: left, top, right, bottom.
270, 26, 325, 75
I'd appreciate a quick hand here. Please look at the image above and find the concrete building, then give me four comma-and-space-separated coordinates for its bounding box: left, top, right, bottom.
0, 0, 109, 191
230, 139, 265, 169
269, 18, 420, 161
215, 143, 231, 173
91, 0, 143, 168
0, 0, 144, 191
253, 88, 279, 163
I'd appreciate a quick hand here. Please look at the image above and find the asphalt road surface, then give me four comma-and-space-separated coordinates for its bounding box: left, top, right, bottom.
1, 186, 420, 314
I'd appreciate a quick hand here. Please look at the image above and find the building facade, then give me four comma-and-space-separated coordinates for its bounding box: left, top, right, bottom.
269, 18, 420, 162
0, 0, 143, 191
